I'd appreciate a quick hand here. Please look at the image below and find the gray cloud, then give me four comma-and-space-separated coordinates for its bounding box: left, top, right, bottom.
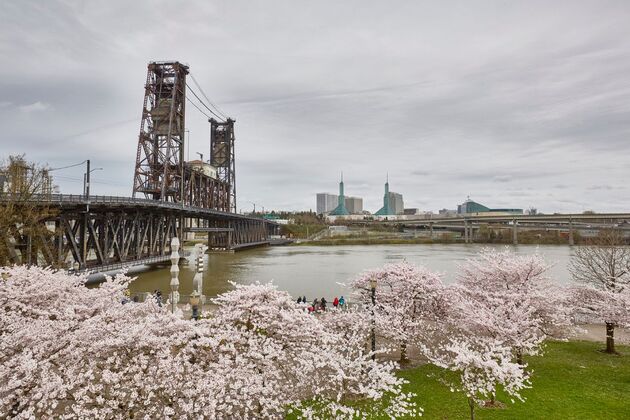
1, 0, 629, 214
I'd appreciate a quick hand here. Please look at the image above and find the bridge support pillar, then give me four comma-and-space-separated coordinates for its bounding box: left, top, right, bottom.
429, 223, 433, 238
464, 220, 469, 243
568, 219, 574, 246
512, 220, 518, 245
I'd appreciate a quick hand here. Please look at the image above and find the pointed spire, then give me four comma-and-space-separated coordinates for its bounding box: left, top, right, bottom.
341, 171, 344, 183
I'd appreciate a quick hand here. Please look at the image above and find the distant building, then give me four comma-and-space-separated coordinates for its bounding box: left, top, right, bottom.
375, 176, 404, 215
345, 196, 363, 214
457, 198, 523, 215
329, 173, 350, 216
388, 192, 404, 215
404, 208, 420, 215
316, 193, 339, 215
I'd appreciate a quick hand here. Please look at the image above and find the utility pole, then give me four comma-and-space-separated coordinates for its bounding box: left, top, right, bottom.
81, 159, 90, 269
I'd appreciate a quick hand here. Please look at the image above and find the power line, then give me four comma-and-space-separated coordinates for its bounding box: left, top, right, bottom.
185, 95, 211, 119
55, 118, 138, 142
189, 73, 229, 119
49, 160, 87, 171
186, 84, 224, 120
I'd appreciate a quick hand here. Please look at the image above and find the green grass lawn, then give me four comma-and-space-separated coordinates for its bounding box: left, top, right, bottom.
399, 340, 630, 419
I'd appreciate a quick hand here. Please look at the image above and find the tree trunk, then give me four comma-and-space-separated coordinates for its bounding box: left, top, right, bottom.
516, 350, 523, 365
468, 398, 475, 420
400, 341, 408, 364
605, 322, 616, 354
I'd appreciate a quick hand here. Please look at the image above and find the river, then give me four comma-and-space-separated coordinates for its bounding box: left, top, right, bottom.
127, 244, 576, 301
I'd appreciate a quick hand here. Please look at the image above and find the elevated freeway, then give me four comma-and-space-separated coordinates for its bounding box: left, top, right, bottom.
348, 213, 630, 245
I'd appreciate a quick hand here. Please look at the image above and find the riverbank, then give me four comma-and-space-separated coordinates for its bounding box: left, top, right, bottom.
294, 237, 573, 246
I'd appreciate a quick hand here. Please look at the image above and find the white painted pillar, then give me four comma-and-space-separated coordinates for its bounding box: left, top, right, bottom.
169, 237, 180, 314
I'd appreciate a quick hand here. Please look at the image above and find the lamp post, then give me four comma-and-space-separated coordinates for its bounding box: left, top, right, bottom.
169, 237, 180, 314
83, 166, 103, 199
369, 278, 377, 361
190, 290, 201, 320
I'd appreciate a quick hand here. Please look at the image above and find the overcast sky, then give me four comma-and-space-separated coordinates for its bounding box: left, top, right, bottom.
1, 0, 629, 213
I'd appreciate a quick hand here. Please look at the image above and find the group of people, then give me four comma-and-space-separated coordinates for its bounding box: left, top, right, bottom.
297, 295, 346, 313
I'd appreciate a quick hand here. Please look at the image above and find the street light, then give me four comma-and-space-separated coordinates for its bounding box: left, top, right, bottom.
369, 278, 377, 361
170, 237, 180, 314
83, 167, 103, 196
190, 290, 201, 320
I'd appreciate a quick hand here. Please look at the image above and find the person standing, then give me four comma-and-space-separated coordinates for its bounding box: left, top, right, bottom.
339, 295, 345, 308
320, 297, 327, 311
297, 296, 303, 304
333, 296, 339, 308
312, 298, 320, 311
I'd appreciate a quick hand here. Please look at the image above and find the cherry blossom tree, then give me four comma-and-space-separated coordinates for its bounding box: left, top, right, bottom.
208, 281, 420, 418
351, 261, 452, 363
432, 335, 530, 420
0, 266, 419, 419
454, 248, 573, 365
569, 229, 630, 353
569, 285, 630, 354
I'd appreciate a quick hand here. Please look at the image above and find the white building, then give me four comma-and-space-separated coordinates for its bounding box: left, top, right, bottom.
187, 160, 218, 179
316, 193, 339, 215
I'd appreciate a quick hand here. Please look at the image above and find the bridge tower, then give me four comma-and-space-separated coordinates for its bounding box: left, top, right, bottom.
210, 118, 236, 213
133, 61, 189, 202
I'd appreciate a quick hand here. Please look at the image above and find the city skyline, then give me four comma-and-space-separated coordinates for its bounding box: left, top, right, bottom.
1, 1, 629, 213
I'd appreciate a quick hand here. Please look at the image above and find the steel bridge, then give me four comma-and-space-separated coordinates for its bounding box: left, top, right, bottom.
1, 61, 279, 272
1, 194, 278, 272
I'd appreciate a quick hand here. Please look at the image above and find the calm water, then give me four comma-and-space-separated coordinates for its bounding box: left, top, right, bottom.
127, 244, 576, 301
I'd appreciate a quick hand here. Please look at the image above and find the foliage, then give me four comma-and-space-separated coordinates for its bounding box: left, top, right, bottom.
0, 266, 418, 419
453, 248, 573, 363
432, 337, 530, 419
0, 155, 57, 266
351, 261, 452, 362
282, 223, 326, 239
569, 230, 630, 293
569, 229, 630, 352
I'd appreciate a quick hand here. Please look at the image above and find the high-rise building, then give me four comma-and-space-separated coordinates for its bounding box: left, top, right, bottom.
388, 192, 404, 215
345, 196, 363, 214
316, 193, 339, 215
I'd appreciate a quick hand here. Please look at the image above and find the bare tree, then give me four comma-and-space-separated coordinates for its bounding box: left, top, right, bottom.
569, 229, 630, 353
0, 155, 57, 266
